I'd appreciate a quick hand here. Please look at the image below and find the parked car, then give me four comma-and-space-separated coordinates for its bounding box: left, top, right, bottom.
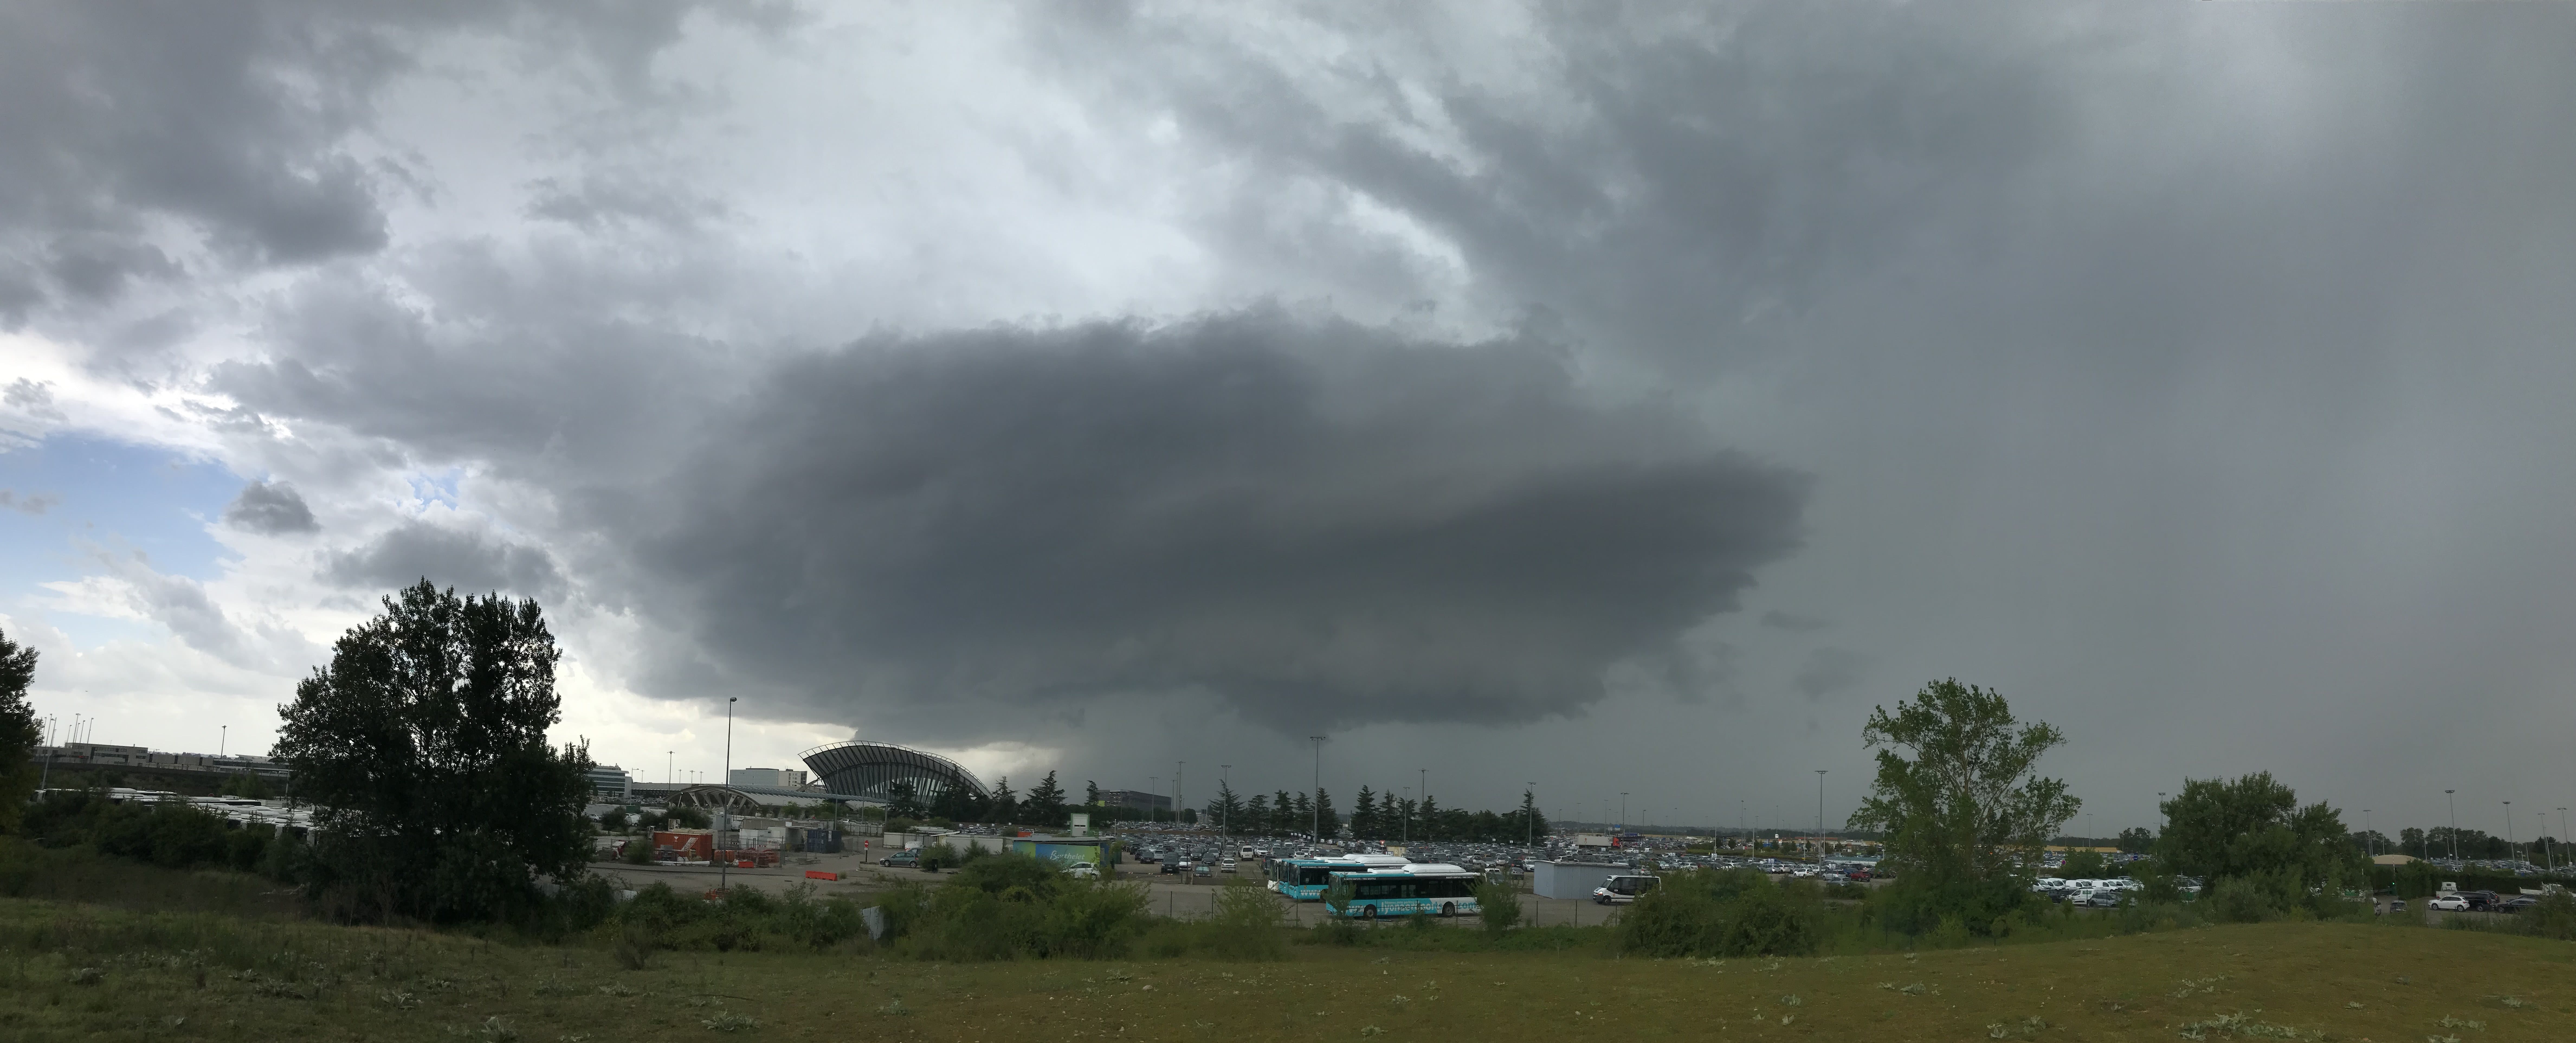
1162, 860, 1184, 875
881, 849, 920, 868
1193, 862, 1214, 878
1220, 859, 1239, 874
1064, 862, 1101, 880
2497, 896, 2539, 914
2464, 891, 2500, 911
2426, 895, 2470, 912
2086, 890, 2122, 908
2385, 898, 2407, 913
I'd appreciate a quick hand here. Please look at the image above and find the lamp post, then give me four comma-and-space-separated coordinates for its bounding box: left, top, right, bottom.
37, 716, 56, 791
1526, 781, 1537, 849
1220, 765, 1229, 834
220, 725, 227, 758
2505, 801, 2515, 866
721, 697, 737, 891
1309, 736, 1326, 842
1176, 761, 1184, 829
1816, 769, 1828, 864
2363, 810, 2372, 858
2446, 790, 2458, 862
1619, 793, 1628, 835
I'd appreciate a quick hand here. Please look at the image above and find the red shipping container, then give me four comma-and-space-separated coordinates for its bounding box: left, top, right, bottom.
653, 830, 714, 861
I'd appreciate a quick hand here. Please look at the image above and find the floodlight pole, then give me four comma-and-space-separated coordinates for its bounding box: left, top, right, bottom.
2505, 801, 2514, 865
1526, 782, 1536, 850
1220, 765, 1229, 834
721, 697, 736, 891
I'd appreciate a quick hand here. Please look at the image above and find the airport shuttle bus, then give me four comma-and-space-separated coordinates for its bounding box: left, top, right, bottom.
1322, 864, 1481, 919
1268, 853, 1410, 900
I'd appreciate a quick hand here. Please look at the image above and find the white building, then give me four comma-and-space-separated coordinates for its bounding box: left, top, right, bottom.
587, 764, 633, 798
727, 767, 809, 789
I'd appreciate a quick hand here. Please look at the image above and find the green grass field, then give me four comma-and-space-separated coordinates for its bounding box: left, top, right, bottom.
4, 893, 2572, 1043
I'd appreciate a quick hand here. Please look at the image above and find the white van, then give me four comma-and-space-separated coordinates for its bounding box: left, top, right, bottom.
1592, 874, 1661, 905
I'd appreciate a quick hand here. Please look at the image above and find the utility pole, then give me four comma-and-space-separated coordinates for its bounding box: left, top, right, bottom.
1220, 765, 1229, 833
1526, 782, 1536, 849
1309, 737, 1326, 841
1620, 793, 1628, 834
721, 697, 737, 892
1176, 761, 1184, 828
2446, 789, 2458, 862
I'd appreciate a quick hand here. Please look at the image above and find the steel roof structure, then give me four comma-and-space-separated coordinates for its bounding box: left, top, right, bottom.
799, 740, 988, 805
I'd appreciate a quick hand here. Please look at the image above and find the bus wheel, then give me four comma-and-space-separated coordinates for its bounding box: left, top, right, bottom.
1441, 902, 1457, 918
1360, 906, 1377, 921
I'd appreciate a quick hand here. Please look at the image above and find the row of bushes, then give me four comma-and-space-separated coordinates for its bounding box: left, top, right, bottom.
1602, 866, 2406, 959
17, 790, 306, 883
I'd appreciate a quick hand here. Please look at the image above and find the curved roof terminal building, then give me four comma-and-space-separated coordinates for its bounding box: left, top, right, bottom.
799, 740, 988, 805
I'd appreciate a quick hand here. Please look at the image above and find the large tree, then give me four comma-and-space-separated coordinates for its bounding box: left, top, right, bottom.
273, 581, 594, 922
1848, 678, 2079, 933
0, 624, 38, 832
1023, 771, 1068, 828
2157, 772, 2364, 899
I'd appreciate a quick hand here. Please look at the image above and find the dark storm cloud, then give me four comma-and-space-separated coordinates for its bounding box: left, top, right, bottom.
223, 481, 319, 535
603, 311, 1808, 733
1760, 611, 1828, 633
324, 521, 564, 598
1791, 647, 1870, 701
0, 0, 757, 316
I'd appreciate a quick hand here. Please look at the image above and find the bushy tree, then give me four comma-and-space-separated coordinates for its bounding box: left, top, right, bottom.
1847, 679, 2079, 935
2157, 772, 2364, 919
273, 580, 595, 923
2116, 827, 2155, 854
886, 780, 927, 820
0, 624, 38, 832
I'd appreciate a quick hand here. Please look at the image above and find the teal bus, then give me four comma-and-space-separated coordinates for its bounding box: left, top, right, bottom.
1322, 864, 1482, 919
1267, 853, 1407, 900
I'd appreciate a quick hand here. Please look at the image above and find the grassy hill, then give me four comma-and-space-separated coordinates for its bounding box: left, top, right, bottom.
4, 890, 2571, 1042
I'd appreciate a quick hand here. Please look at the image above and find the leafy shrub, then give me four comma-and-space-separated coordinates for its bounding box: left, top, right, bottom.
611, 881, 871, 952
1474, 879, 1522, 933
878, 852, 1153, 961
1615, 868, 1819, 957
2529, 892, 2576, 941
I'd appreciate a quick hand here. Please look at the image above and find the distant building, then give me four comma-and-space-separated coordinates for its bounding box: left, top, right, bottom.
588, 764, 633, 798
727, 767, 809, 789
1096, 789, 1171, 814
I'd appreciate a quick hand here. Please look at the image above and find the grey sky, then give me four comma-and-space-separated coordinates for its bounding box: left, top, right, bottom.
3, 1, 2573, 839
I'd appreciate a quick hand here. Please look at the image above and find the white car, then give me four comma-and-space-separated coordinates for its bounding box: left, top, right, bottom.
2426, 894, 2470, 912
1063, 862, 1101, 879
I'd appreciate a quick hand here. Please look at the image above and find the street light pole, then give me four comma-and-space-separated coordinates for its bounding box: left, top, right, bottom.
721, 697, 737, 892
1220, 765, 1229, 834
1816, 769, 1828, 864
1309, 736, 1326, 842
1526, 782, 1536, 849
2505, 801, 2515, 865
2446, 789, 2458, 862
